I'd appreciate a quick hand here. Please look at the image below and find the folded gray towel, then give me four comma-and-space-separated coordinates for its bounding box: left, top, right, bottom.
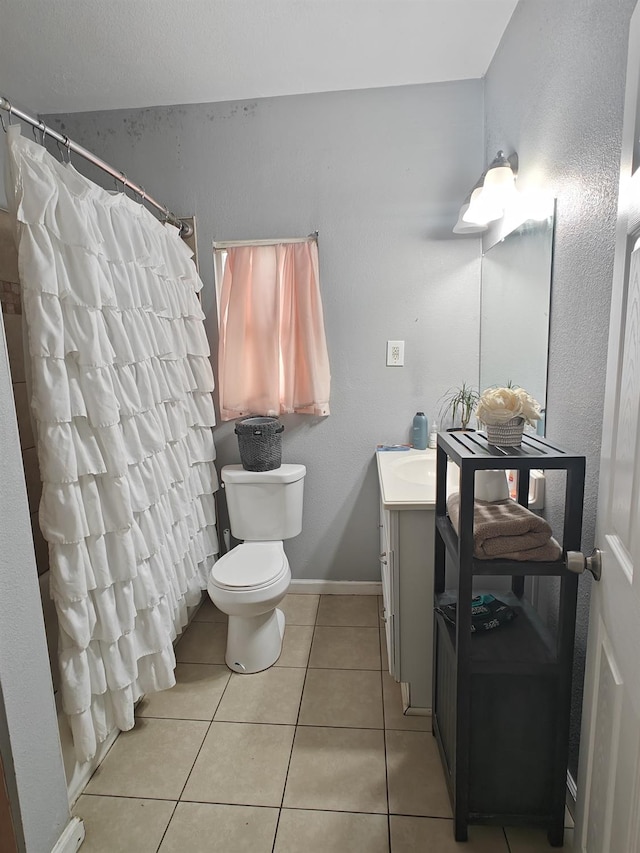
447, 494, 561, 561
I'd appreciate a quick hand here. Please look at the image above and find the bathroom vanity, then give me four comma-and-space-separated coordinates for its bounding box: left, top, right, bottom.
376, 449, 456, 713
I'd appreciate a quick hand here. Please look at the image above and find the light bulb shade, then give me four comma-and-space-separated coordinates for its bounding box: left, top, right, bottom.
483, 165, 515, 190
482, 164, 516, 208
462, 187, 503, 225
453, 203, 487, 233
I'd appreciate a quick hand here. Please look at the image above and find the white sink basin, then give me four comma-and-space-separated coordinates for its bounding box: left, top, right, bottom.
393, 456, 438, 485
376, 448, 436, 505
376, 448, 459, 506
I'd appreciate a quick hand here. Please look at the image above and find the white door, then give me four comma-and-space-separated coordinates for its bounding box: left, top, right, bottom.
575, 3, 640, 850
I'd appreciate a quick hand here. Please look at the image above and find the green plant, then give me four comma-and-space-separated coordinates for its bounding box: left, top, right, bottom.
439, 383, 479, 430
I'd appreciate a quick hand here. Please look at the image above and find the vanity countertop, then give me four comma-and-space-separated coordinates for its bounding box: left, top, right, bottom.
377, 447, 460, 509
376, 447, 460, 508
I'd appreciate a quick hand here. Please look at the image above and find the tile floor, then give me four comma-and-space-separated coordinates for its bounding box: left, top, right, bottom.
74, 594, 575, 852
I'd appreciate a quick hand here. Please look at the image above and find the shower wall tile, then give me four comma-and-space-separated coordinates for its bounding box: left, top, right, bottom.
0, 280, 21, 314
2, 312, 25, 382
21, 446, 42, 514
13, 382, 34, 449
38, 571, 60, 693
0, 211, 19, 282
31, 511, 49, 577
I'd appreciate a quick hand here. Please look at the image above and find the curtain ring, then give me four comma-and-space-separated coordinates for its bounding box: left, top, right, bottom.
32, 123, 46, 145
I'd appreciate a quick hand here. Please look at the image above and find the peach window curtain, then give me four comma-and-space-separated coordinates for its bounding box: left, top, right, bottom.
217, 239, 331, 421
6, 126, 219, 763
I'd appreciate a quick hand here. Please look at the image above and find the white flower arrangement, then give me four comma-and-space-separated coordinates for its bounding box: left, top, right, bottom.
475, 386, 542, 427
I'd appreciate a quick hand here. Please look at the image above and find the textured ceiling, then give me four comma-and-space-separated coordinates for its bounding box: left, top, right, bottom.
0, 0, 517, 115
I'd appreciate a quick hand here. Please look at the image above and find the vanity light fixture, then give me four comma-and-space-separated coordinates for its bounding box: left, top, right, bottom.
452, 201, 488, 234
454, 150, 519, 232
462, 186, 504, 225
481, 151, 517, 203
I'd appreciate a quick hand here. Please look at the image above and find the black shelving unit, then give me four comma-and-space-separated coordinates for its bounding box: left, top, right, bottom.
433, 430, 585, 846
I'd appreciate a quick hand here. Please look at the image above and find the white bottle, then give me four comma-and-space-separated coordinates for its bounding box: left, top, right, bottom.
428, 421, 438, 449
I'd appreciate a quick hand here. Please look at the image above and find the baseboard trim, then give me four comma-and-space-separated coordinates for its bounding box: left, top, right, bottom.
61, 708, 122, 807
288, 580, 382, 595
51, 817, 85, 853
400, 682, 431, 717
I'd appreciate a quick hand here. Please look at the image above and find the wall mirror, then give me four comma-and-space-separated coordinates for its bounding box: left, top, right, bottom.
479, 205, 555, 431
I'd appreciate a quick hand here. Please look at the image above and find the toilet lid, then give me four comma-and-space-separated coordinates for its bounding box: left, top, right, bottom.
210, 542, 288, 590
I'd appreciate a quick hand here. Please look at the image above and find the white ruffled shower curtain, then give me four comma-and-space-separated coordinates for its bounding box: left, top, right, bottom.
6, 126, 219, 762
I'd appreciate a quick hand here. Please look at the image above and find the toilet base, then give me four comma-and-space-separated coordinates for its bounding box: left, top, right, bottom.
225, 608, 286, 674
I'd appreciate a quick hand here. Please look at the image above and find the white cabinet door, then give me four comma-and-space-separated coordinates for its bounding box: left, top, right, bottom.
380, 504, 399, 678
379, 503, 433, 710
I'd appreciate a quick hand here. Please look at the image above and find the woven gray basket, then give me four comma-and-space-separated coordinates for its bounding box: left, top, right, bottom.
235, 417, 284, 471
484, 417, 525, 448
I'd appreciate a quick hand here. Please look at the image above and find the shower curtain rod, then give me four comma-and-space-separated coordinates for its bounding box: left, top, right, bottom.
213, 232, 319, 249
0, 95, 193, 238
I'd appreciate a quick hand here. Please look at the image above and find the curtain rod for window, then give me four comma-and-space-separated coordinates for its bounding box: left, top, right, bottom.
213, 232, 319, 250
0, 95, 193, 238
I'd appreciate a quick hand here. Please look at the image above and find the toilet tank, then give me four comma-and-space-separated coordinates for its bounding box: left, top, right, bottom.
221, 463, 306, 541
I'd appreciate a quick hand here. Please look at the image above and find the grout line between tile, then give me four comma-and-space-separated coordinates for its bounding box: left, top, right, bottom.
502, 825, 512, 853
154, 800, 179, 853
176, 799, 280, 810
387, 810, 463, 819
270, 609, 318, 852
131, 717, 408, 731
137, 714, 218, 722
290, 721, 385, 730
173, 662, 234, 805
171, 797, 388, 814
378, 616, 392, 852
271, 805, 387, 814
78, 791, 177, 802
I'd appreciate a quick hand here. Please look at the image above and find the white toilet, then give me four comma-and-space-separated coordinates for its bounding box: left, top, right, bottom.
207, 463, 306, 674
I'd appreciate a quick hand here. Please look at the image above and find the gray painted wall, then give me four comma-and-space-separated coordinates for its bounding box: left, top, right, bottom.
47, 81, 484, 582
0, 310, 70, 852
485, 0, 637, 777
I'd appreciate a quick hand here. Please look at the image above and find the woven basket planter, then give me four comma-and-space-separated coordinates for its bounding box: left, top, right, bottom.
484, 416, 525, 448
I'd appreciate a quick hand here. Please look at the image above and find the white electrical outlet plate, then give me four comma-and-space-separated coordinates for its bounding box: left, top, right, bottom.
386, 340, 405, 366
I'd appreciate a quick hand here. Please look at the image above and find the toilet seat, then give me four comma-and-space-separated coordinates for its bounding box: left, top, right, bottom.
210, 542, 288, 591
